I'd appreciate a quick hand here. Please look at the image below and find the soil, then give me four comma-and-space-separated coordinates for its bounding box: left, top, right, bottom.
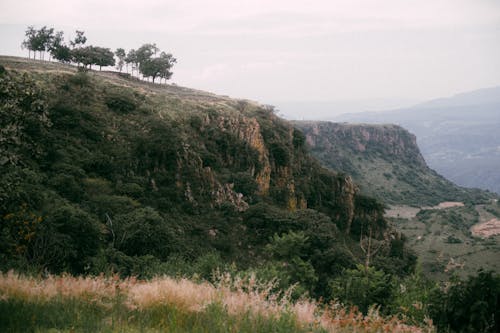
436, 201, 464, 209
471, 218, 500, 238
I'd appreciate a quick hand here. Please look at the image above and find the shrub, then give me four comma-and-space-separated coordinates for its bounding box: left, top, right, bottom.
105, 91, 137, 113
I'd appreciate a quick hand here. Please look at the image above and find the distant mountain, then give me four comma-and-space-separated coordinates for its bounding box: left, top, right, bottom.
293, 121, 492, 206
335, 87, 500, 194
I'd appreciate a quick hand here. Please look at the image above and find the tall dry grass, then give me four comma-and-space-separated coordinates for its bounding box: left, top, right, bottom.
0, 270, 434, 332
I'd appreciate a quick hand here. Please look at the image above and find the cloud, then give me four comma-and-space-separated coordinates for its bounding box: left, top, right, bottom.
2, 0, 499, 33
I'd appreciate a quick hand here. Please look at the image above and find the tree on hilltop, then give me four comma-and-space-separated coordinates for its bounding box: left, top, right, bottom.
21, 26, 54, 60
71, 46, 115, 70
39, 27, 55, 60
49, 31, 71, 63
136, 43, 159, 63
139, 51, 176, 83
133, 43, 176, 83
20, 26, 176, 83
125, 49, 138, 75
70, 30, 87, 48
21, 26, 36, 59
115, 48, 126, 72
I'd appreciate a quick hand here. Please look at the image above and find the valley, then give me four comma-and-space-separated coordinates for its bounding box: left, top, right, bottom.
387, 200, 500, 279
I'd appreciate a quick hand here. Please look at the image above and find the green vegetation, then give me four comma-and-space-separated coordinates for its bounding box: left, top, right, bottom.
1, 57, 499, 332
1, 299, 304, 333
430, 270, 500, 333
392, 204, 500, 280
0, 58, 413, 299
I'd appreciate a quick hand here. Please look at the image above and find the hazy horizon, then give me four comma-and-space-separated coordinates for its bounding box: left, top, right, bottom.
1, 0, 500, 118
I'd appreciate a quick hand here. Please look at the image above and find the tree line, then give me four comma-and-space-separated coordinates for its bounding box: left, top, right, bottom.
21, 26, 176, 83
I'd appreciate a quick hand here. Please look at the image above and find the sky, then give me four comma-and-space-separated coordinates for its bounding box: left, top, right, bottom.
1, 0, 500, 118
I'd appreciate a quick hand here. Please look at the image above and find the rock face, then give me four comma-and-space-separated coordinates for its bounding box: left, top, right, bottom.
168, 110, 363, 231
334, 174, 356, 233
295, 121, 490, 206
211, 114, 271, 196
303, 122, 425, 166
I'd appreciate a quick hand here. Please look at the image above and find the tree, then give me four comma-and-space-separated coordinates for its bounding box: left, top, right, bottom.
113, 207, 174, 259
70, 46, 88, 67
125, 49, 138, 75
21, 26, 36, 59
49, 31, 71, 63
115, 48, 126, 72
135, 43, 159, 80
39, 26, 55, 60
69, 45, 113, 70
52, 44, 72, 63
158, 52, 176, 83
21, 26, 54, 60
136, 43, 158, 64
139, 51, 176, 83
70, 30, 87, 48
330, 264, 393, 314
93, 47, 115, 70
263, 231, 318, 297
37, 203, 103, 273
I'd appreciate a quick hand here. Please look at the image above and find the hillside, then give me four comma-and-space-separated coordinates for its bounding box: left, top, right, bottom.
293, 121, 491, 206
0, 56, 417, 301
335, 87, 500, 194
3, 56, 500, 332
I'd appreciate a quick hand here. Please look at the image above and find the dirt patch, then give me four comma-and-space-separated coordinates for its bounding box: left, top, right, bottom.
471, 218, 500, 238
436, 202, 464, 209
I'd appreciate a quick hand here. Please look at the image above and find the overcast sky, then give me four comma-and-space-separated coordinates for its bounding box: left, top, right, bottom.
1, 0, 500, 118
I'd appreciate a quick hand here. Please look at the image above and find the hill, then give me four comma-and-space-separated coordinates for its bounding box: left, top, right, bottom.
293, 121, 491, 206
335, 87, 500, 194
0, 56, 416, 301
3, 56, 500, 332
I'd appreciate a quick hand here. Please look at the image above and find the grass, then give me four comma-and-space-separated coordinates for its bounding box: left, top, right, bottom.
0, 271, 432, 332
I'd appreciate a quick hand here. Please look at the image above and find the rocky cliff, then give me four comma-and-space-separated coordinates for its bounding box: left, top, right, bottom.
294, 121, 491, 206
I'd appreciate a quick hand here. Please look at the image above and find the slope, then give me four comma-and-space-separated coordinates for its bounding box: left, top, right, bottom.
0, 56, 416, 301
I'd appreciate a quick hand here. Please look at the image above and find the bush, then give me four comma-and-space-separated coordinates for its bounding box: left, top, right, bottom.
39, 203, 103, 273
430, 270, 500, 333
330, 264, 393, 314
105, 91, 137, 113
